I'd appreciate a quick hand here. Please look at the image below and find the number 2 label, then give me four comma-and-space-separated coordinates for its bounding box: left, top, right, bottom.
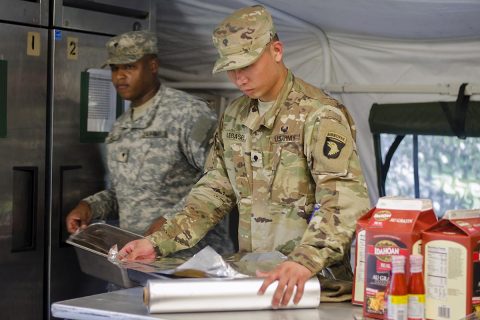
67, 37, 78, 60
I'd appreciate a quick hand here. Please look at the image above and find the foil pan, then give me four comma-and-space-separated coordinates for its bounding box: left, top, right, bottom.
67, 222, 142, 288
144, 277, 321, 313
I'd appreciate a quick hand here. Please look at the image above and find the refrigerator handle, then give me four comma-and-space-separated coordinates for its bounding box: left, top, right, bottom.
63, 0, 149, 19
0, 59, 7, 138
11, 166, 38, 252
59, 165, 82, 246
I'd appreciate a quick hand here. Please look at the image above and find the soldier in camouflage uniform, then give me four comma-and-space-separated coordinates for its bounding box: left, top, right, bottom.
119, 6, 370, 306
65, 30, 234, 255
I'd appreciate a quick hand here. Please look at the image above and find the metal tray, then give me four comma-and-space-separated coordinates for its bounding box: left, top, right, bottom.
67, 222, 143, 288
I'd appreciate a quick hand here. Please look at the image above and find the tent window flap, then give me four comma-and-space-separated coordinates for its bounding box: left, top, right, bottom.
369, 99, 480, 215
369, 101, 480, 137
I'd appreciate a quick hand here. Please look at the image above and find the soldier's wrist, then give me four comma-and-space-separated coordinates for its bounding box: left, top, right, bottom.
78, 200, 93, 220
145, 236, 163, 257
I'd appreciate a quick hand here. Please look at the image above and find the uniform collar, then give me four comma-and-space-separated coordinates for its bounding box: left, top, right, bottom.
241, 70, 294, 131
121, 85, 163, 129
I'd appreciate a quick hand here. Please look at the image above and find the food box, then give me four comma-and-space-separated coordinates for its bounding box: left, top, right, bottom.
67, 222, 143, 288
423, 209, 480, 320
359, 197, 437, 319
352, 205, 373, 305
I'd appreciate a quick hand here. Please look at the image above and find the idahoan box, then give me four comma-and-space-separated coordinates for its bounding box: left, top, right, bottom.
358, 197, 437, 319
423, 209, 480, 320
352, 204, 373, 305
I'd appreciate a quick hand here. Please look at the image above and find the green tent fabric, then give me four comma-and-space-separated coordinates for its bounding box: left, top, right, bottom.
369, 99, 480, 196
369, 101, 480, 137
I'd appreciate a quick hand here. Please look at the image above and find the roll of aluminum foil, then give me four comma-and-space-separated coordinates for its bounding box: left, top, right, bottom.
144, 277, 321, 313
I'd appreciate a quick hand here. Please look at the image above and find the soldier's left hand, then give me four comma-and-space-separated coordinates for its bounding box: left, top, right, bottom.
257, 261, 313, 308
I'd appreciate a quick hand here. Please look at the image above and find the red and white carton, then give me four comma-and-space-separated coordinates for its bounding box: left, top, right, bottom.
352, 205, 373, 305
360, 197, 437, 319
423, 209, 480, 320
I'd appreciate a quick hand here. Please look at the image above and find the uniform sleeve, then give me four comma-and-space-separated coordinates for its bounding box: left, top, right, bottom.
82, 188, 119, 221
147, 123, 236, 256
287, 107, 370, 274
179, 99, 218, 171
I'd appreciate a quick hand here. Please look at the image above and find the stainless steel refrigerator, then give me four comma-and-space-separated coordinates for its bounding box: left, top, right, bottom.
0, 0, 156, 319
0, 1, 50, 318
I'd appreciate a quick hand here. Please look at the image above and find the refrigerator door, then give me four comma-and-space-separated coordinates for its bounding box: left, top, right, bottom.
0, 0, 49, 26
48, 0, 156, 314
49, 30, 113, 309
0, 23, 47, 320
52, 0, 155, 34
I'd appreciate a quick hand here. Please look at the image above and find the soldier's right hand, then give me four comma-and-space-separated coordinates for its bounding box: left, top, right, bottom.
118, 239, 156, 262
66, 201, 92, 234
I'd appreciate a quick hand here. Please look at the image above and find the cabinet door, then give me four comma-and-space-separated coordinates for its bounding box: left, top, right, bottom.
0, 23, 47, 320
49, 29, 112, 307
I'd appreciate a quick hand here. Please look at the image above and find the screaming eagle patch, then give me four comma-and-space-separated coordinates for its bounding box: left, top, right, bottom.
313, 117, 353, 174
323, 132, 346, 159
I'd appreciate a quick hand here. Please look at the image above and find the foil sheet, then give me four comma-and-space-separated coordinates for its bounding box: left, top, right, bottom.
114, 246, 288, 279
144, 277, 321, 313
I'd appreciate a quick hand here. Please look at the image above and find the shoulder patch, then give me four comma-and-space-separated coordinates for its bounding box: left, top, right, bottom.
322, 109, 343, 123
323, 132, 346, 159
313, 118, 353, 174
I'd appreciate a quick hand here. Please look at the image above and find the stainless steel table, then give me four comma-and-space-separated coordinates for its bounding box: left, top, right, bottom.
51, 287, 364, 320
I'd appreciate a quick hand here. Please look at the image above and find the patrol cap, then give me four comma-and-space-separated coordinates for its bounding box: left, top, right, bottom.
212, 5, 276, 73
105, 30, 158, 65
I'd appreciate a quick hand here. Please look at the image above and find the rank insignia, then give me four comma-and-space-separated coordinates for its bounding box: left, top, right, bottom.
251, 151, 263, 167
323, 132, 346, 159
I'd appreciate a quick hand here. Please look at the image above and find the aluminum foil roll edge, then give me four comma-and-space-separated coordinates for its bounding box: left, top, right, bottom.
145, 277, 321, 313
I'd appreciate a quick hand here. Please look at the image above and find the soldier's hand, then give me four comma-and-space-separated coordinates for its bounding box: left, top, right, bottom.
144, 216, 167, 236
257, 261, 313, 308
66, 201, 92, 234
118, 239, 156, 262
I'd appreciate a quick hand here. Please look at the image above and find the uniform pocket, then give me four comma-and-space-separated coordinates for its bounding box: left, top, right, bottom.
106, 137, 144, 186
136, 137, 172, 188
270, 143, 312, 204
227, 143, 249, 198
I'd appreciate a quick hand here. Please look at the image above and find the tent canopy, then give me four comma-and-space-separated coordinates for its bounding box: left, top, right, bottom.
154, 0, 480, 203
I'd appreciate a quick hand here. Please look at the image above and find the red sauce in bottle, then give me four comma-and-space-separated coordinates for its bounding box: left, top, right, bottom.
408, 255, 425, 320
387, 255, 408, 320
383, 271, 392, 319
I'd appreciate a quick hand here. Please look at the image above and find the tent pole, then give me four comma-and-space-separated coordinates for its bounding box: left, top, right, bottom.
324, 83, 480, 96
162, 80, 480, 97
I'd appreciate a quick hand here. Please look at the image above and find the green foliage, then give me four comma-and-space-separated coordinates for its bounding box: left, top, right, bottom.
382, 134, 480, 217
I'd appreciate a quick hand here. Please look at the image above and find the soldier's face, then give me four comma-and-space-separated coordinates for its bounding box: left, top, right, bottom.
227, 41, 285, 102
110, 56, 158, 106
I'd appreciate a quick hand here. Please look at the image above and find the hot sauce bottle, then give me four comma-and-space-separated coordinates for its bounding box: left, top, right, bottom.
383, 270, 392, 319
408, 255, 425, 320
387, 255, 408, 320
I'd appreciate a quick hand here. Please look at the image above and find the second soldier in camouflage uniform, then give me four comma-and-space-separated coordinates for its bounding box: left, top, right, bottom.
119, 6, 370, 305
65, 30, 233, 255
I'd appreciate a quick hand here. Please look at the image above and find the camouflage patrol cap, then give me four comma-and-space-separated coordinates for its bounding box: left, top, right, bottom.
212, 5, 276, 73
105, 30, 158, 65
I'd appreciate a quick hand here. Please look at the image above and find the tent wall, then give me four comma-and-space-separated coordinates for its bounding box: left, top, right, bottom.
154, 0, 480, 205
330, 35, 480, 202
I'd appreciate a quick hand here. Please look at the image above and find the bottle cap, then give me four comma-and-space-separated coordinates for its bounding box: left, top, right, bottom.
391, 255, 406, 273
410, 254, 423, 273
